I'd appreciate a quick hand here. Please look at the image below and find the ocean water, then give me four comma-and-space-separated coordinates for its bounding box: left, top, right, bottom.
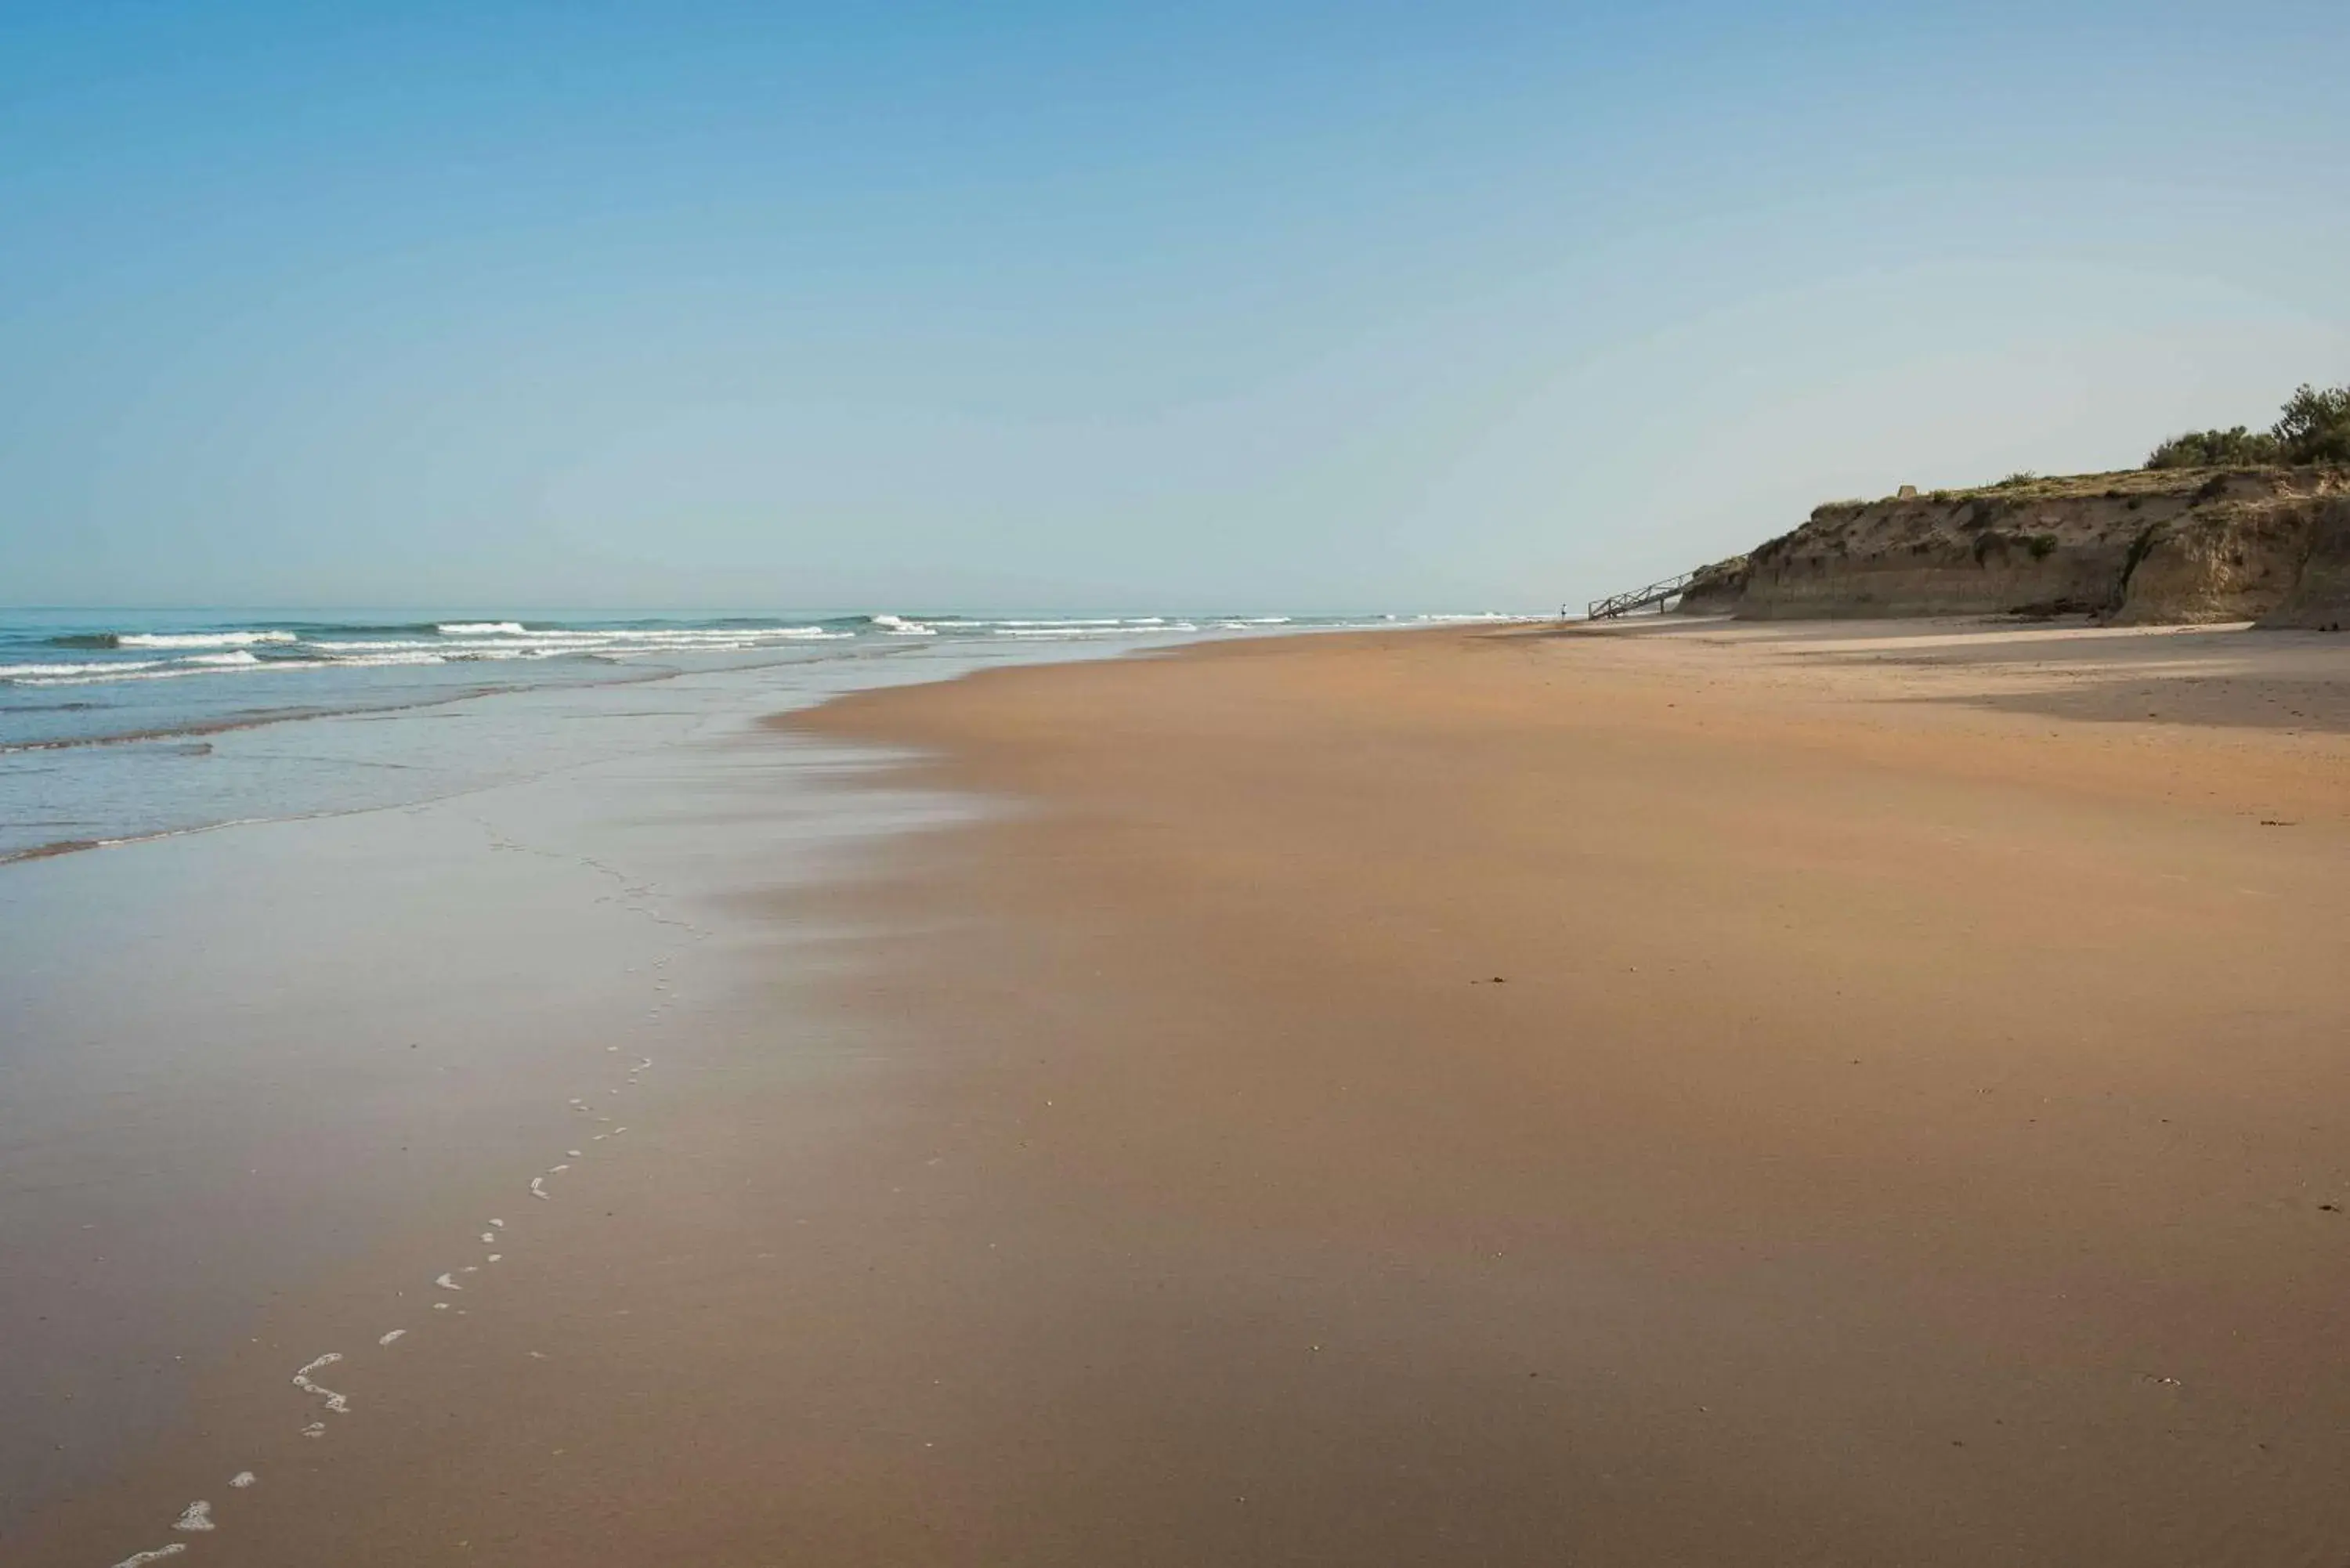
0, 609, 1491, 862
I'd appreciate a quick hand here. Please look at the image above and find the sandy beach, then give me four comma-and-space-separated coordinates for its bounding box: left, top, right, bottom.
16, 616, 2350, 1566
17, 6, 2348, 1562
780, 617, 2350, 1563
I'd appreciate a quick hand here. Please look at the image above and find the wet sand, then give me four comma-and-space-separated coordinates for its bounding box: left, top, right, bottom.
16, 617, 2350, 1565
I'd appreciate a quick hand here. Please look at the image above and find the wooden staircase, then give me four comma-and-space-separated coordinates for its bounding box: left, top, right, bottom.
1581, 570, 1695, 620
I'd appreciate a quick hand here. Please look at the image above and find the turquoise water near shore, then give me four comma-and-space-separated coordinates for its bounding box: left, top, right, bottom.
0, 609, 1486, 862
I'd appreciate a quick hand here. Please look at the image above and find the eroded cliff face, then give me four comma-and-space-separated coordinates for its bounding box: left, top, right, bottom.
1676, 554, 1750, 615
2248, 496, 2350, 629
1696, 468, 2348, 626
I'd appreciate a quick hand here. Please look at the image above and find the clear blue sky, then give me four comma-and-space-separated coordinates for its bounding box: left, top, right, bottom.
4, 2, 2345, 612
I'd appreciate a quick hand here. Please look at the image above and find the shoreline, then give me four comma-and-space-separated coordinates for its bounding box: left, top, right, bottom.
11, 616, 2350, 1565
0, 645, 1006, 1563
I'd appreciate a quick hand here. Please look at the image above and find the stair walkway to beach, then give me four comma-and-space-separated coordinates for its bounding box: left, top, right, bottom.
1582, 570, 1695, 620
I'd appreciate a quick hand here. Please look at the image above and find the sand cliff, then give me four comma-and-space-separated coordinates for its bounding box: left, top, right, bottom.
1681, 468, 2350, 627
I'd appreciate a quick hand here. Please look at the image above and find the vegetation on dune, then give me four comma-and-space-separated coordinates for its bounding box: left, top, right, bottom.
2147, 383, 2350, 470
2272, 383, 2350, 464
2145, 425, 2281, 468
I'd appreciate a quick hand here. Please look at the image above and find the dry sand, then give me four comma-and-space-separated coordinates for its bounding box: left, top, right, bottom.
18, 616, 2350, 1566
782, 616, 2350, 1565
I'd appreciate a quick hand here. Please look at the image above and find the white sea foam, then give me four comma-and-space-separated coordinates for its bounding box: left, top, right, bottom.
229, 1471, 257, 1488
3, 652, 377, 687
326, 650, 446, 667
118, 630, 295, 649
973, 614, 1206, 638
110, 1545, 186, 1566
9, 665, 197, 687
0, 659, 164, 679
331, 638, 480, 652
990, 625, 1155, 638
378, 1329, 406, 1346
171, 1501, 214, 1532
410, 624, 850, 652
291, 1352, 350, 1413
6, 612, 1376, 695
435, 1272, 463, 1291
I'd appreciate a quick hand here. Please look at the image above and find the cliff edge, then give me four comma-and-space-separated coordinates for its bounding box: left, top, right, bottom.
1686, 468, 2349, 627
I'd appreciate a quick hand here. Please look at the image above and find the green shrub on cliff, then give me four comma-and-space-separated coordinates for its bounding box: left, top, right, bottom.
2146, 426, 2280, 468
2146, 382, 2350, 469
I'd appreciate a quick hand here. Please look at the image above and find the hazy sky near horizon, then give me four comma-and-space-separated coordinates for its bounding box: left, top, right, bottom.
5, 2, 2347, 612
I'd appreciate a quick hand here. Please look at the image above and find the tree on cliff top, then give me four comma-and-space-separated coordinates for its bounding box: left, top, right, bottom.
2272, 383, 2350, 464
2148, 382, 2350, 468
